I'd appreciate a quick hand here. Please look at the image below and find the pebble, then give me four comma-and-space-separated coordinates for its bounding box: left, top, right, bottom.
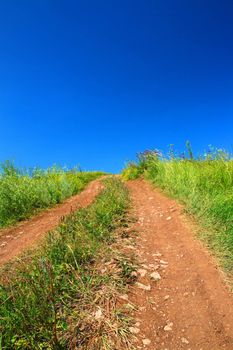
164, 295, 170, 300
138, 269, 147, 277
131, 271, 138, 277
150, 271, 161, 281
160, 260, 168, 265
94, 308, 102, 320
142, 264, 149, 269
129, 327, 140, 334
166, 216, 172, 221
181, 337, 189, 344
136, 282, 151, 291
164, 322, 173, 331
153, 252, 162, 257
142, 338, 151, 345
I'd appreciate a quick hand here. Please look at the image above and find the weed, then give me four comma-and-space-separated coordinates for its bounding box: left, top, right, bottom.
122, 145, 233, 275
0, 178, 134, 349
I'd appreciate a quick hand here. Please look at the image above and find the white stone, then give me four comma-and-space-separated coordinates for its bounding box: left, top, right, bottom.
181, 337, 189, 344
138, 269, 147, 277
164, 322, 173, 331
142, 338, 151, 345
136, 282, 151, 291
129, 327, 140, 334
150, 272, 161, 281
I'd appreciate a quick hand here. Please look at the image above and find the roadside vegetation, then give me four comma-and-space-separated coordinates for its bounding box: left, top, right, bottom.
122, 144, 233, 273
0, 177, 136, 349
0, 161, 103, 228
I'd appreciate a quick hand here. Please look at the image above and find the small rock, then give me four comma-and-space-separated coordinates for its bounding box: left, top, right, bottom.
129, 327, 140, 334
149, 264, 159, 270
127, 245, 136, 250
141, 264, 149, 269
150, 272, 161, 281
160, 265, 168, 269
131, 271, 138, 277
164, 322, 173, 331
160, 260, 168, 264
164, 295, 170, 300
153, 253, 162, 257
138, 269, 147, 277
166, 216, 172, 221
136, 282, 151, 291
139, 306, 146, 311
142, 338, 151, 345
135, 321, 141, 327
181, 337, 189, 344
94, 308, 102, 320
183, 292, 189, 297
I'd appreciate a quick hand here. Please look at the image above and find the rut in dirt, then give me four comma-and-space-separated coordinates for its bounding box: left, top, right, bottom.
126, 179, 233, 350
0, 179, 104, 266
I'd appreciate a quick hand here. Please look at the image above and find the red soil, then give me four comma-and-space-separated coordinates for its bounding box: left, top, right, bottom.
0, 179, 104, 265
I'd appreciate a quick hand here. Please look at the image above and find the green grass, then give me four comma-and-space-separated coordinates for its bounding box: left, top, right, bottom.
0, 177, 133, 349
0, 161, 104, 228
122, 148, 233, 273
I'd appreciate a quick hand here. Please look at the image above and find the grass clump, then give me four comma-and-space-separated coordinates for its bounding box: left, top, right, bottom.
0, 177, 133, 349
122, 145, 233, 273
0, 161, 104, 228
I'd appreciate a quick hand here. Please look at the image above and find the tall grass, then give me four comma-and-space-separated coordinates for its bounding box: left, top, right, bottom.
122, 147, 233, 272
0, 161, 103, 228
0, 178, 130, 349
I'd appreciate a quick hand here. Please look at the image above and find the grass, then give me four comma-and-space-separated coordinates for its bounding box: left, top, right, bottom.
0, 161, 104, 228
122, 146, 233, 273
0, 177, 136, 349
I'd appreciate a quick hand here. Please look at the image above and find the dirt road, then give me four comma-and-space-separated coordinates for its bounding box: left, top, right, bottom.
1, 176, 233, 349
126, 179, 233, 350
0, 179, 104, 265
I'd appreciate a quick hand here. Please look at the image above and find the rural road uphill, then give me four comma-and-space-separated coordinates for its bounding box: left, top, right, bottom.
0, 179, 104, 266
126, 179, 233, 350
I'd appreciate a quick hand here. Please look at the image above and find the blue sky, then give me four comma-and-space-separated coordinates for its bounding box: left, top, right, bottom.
0, 0, 233, 173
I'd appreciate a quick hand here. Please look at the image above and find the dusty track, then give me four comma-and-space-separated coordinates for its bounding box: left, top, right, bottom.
0, 179, 104, 265
126, 179, 233, 350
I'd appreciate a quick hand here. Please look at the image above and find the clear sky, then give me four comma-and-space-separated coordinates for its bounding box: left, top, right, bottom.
0, 0, 233, 173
